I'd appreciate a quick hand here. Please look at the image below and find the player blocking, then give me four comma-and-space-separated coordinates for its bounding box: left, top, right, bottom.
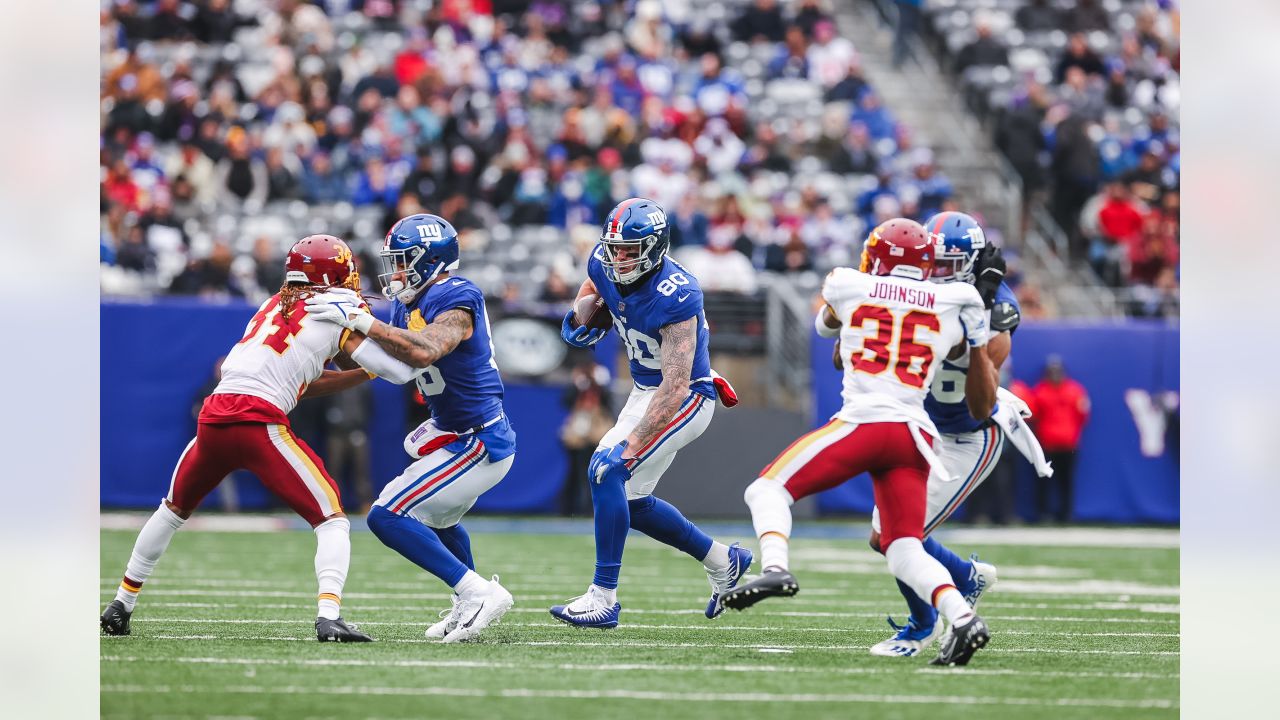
102, 235, 376, 642
722, 218, 998, 666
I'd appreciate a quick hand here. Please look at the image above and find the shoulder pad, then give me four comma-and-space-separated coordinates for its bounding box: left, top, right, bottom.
991, 301, 1021, 333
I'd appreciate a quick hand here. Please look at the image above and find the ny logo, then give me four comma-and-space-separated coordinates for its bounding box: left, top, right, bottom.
646, 210, 667, 232
417, 223, 443, 240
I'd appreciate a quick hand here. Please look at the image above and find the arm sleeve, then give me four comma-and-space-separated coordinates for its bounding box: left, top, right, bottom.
349, 340, 423, 385
958, 285, 990, 347
815, 305, 840, 338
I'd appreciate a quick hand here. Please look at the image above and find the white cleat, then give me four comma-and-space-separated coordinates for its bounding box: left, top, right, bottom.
964, 557, 998, 609
442, 576, 514, 643
869, 616, 944, 658
425, 593, 461, 640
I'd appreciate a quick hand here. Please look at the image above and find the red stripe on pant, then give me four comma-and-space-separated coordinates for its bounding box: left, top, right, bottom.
625, 396, 700, 468
389, 442, 486, 514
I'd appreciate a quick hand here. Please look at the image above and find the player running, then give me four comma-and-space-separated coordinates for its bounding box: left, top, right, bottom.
101, 235, 376, 642
721, 218, 999, 666
863, 212, 1054, 658
549, 197, 751, 629
304, 214, 516, 643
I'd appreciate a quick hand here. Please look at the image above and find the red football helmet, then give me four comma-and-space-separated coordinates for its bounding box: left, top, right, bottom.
284, 235, 359, 289
859, 218, 936, 281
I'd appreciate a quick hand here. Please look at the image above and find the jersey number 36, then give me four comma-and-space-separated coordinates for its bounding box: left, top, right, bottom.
847, 305, 940, 389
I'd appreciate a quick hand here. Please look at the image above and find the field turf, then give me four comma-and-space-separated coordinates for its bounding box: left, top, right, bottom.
100, 519, 1178, 719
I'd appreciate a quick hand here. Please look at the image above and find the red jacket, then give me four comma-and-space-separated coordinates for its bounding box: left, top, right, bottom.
1030, 378, 1091, 452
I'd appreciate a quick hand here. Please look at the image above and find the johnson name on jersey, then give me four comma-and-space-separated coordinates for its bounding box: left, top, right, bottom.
925, 282, 1021, 435
216, 293, 349, 415
823, 267, 987, 436
391, 276, 514, 460
587, 249, 715, 400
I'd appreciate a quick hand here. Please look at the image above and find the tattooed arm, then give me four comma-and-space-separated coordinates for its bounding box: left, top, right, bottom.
346, 308, 475, 369
623, 316, 697, 458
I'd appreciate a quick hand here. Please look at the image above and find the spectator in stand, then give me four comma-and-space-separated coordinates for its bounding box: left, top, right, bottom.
824, 59, 869, 104
852, 91, 896, 141
694, 117, 746, 177
1092, 181, 1146, 286
955, 15, 1009, 74
893, 0, 923, 69
997, 83, 1049, 208
214, 128, 268, 209
1050, 114, 1101, 254
793, 0, 832, 38
670, 192, 710, 249
1123, 147, 1174, 206
1056, 33, 1107, 83
264, 146, 302, 201
301, 151, 349, 204
1016, 0, 1062, 32
1065, 0, 1111, 33
732, 0, 786, 44
168, 242, 244, 298
352, 156, 400, 208
1030, 356, 1090, 524
807, 19, 857, 89
904, 148, 953, 218
768, 26, 810, 81
1059, 66, 1106, 120
678, 231, 759, 294
829, 120, 880, 175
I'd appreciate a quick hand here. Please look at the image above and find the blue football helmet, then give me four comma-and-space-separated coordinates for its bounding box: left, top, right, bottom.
599, 197, 670, 284
924, 211, 987, 284
378, 213, 460, 302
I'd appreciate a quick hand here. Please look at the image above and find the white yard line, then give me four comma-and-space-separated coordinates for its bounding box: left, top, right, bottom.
98, 683, 1176, 709
101, 633, 1178, 655
123, 601, 1179, 623
121, 617, 1180, 638
100, 654, 1180, 681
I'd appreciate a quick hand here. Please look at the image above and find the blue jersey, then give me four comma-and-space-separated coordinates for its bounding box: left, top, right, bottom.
925, 282, 1020, 435
391, 277, 515, 461
587, 249, 715, 400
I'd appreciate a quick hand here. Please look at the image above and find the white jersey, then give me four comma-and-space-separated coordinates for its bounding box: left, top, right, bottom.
822, 267, 988, 437
214, 294, 350, 416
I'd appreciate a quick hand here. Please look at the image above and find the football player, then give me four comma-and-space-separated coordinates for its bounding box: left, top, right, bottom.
864, 211, 1052, 658
101, 235, 376, 642
305, 214, 517, 643
722, 218, 999, 666
549, 197, 752, 628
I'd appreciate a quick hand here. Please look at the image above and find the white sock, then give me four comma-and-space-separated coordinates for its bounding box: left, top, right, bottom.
114, 502, 185, 611
744, 478, 793, 571
885, 537, 973, 625
934, 587, 975, 626
452, 569, 488, 599
314, 516, 351, 620
702, 541, 730, 571
590, 584, 618, 606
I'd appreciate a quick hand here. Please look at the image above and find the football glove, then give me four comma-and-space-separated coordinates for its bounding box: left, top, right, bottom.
306, 290, 375, 334
972, 245, 1006, 310
588, 440, 632, 485
561, 309, 608, 348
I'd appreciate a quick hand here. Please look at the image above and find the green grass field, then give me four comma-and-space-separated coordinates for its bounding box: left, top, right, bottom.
100, 520, 1179, 719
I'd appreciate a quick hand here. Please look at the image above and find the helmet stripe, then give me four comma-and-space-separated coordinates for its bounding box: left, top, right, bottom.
609, 197, 643, 234
930, 212, 951, 236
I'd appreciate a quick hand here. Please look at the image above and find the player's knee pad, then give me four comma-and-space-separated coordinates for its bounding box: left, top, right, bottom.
744, 477, 791, 507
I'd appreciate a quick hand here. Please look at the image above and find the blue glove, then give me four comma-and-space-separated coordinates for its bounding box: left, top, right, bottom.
588, 441, 632, 485
561, 309, 608, 348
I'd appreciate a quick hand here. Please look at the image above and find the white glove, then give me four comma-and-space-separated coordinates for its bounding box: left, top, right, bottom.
305, 291, 375, 334
997, 387, 1033, 419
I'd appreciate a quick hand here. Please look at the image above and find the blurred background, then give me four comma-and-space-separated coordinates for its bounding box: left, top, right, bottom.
99, 0, 1179, 526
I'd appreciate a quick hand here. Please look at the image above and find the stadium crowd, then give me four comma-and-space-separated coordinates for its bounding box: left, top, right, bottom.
100, 0, 984, 312
925, 0, 1179, 317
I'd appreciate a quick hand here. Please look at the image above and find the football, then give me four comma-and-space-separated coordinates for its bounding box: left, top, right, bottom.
573, 293, 612, 331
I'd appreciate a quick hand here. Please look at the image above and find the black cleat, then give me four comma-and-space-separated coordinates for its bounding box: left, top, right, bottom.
720, 568, 800, 611
101, 600, 132, 636
930, 614, 990, 666
316, 616, 374, 642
